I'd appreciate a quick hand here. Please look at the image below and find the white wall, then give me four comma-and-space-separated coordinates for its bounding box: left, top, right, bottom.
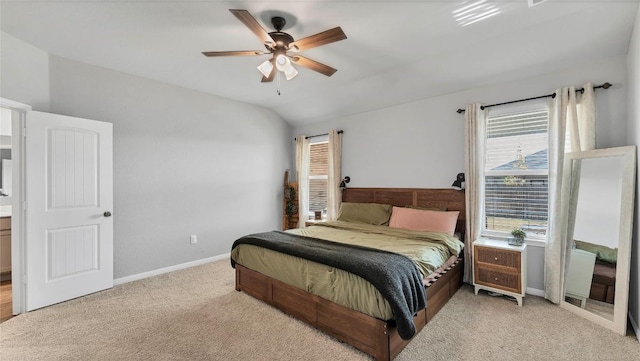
626, 4, 640, 342
0, 32, 50, 111
1, 34, 292, 279
47, 56, 292, 279
294, 56, 629, 292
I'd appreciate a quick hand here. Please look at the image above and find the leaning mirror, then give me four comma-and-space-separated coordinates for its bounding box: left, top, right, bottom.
560, 145, 636, 335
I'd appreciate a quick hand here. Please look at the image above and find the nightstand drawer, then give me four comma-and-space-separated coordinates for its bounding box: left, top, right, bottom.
0, 217, 10, 231
472, 239, 527, 306
476, 268, 520, 293
475, 246, 520, 270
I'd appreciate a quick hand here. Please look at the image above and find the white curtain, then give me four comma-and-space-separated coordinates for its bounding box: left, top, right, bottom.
544, 83, 595, 303
327, 130, 342, 220
296, 135, 310, 228
464, 104, 487, 283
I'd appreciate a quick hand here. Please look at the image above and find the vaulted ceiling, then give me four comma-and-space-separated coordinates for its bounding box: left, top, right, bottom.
2, 1, 638, 126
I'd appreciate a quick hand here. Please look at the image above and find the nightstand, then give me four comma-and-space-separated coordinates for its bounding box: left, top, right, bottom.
564, 248, 596, 308
304, 219, 326, 227
473, 238, 527, 306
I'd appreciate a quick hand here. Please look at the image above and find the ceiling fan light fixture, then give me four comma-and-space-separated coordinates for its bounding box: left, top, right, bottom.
275, 54, 290, 71
284, 65, 298, 80
257, 59, 273, 78
273, 54, 298, 80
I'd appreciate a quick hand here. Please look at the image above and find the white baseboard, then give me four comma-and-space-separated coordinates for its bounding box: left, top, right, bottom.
113, 253, 230, 286
629, 312, 640, 342
526, 287, 545, 297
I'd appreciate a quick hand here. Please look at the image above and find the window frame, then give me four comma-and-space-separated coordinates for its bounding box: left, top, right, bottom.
481, 101, 550, 243
307, 138, 328, 220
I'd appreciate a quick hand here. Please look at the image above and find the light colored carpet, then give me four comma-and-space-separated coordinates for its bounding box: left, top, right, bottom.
1, 260, 638, 361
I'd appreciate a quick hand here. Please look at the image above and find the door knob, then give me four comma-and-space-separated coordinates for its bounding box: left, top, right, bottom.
103, 211, 112, 217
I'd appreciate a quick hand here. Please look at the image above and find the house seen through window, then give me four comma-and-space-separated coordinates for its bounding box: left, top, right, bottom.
483, 105, 549, 239
308, 141, 328, 219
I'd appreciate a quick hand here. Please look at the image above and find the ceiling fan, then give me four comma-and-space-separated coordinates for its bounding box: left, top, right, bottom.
202, 9, 347, 83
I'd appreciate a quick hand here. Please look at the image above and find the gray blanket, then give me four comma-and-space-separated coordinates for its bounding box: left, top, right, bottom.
231, 231, 426, 340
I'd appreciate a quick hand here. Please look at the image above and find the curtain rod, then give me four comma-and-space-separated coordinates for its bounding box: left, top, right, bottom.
294, 130, 343, 141
455, 82, 611, 114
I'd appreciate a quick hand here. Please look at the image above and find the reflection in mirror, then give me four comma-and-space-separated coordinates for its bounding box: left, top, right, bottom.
564, 157, 621, 320
560, 146, 635, 336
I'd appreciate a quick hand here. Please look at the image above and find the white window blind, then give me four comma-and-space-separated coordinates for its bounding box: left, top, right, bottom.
308, 141, 328, 217
483, 107, 549, 238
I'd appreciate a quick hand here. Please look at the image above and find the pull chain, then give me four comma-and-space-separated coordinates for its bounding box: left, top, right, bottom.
276, 71, 281, 96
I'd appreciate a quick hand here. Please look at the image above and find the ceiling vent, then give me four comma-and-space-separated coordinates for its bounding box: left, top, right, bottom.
528, 0, 551, 7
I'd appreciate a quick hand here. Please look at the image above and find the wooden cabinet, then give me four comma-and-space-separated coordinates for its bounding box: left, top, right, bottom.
473, 238, 527, 306
0, 217, 10, 274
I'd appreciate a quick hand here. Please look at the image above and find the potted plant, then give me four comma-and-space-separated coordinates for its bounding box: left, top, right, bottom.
284, 184, 298, 229
508, 228, 526, 246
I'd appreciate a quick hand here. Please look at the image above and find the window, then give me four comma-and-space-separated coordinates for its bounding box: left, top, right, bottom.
308, 140, 328, 219
483, 105, 549, 239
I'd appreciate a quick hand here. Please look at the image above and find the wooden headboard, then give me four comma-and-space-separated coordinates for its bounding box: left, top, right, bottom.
342, 188, 466, 236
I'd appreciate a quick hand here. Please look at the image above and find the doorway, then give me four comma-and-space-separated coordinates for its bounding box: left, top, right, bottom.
0, 106, 14, 322
0, 98, 29, 320
0, 99, 114, 317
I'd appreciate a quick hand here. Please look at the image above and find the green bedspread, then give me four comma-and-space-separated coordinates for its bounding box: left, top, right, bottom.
230, 221, 464, 321
295, 221, 463, 277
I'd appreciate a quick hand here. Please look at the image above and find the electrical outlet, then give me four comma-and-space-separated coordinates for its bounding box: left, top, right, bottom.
190, 234, 197, 244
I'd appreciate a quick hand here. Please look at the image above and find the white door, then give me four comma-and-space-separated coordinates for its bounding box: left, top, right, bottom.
26, 111, 113, 311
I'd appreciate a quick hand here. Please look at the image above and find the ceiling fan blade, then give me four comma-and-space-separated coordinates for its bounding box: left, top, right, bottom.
290, 56, 337, 77
289, 27, 347, 51
229, 9, 273, 44
261, 59, 276, 83
202, 50, 265, 57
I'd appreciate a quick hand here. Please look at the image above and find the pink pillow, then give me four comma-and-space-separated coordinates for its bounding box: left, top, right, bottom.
389, 206, 459, 236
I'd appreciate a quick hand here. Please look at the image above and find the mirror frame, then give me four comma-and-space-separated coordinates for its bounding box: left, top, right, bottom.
559, 145, 636, 335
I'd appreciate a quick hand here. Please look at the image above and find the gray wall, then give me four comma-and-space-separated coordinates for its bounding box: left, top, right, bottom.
626, 3, 640, 341
48, 57, 292, 279
2, 34, 292, 279
294, 56, 629, 293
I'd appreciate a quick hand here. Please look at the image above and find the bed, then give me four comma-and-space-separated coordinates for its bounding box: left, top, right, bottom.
230, 188, 466, 361
591, 262, 616, 304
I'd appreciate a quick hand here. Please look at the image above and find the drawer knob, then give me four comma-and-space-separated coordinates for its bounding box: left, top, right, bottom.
495, 277, 499, 281
494, 257, 498, 261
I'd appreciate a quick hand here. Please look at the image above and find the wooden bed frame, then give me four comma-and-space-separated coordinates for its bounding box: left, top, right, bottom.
235, 188, 466, 361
